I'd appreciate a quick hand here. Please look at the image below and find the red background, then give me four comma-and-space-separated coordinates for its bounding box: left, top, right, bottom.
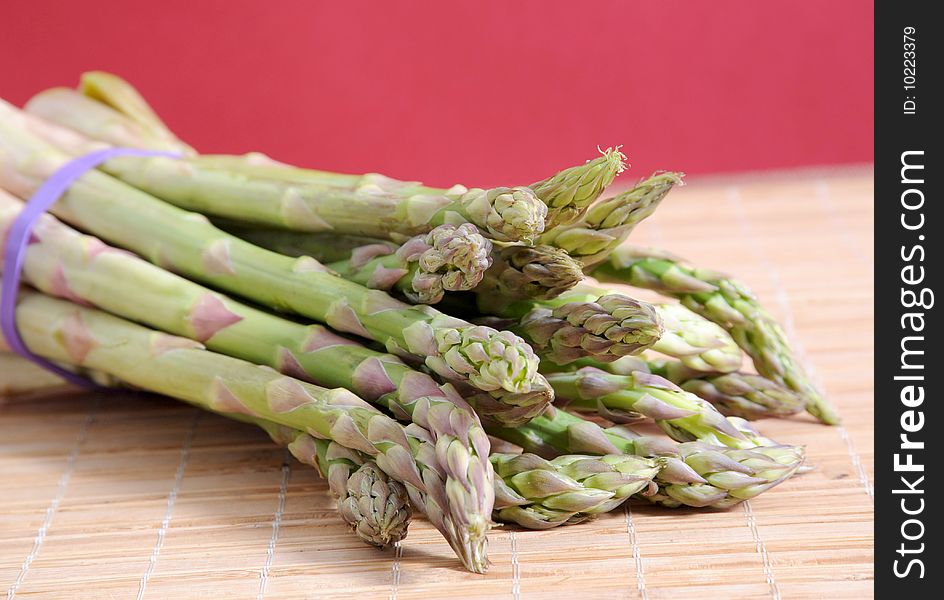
2, 1, 874, 186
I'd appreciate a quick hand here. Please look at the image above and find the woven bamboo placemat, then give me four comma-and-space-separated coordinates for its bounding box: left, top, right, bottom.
0, 167, 874, 599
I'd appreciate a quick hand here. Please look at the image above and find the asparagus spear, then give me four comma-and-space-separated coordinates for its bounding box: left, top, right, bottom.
327, 224, 493, 304
37, 76, 630, 235
545, 368, 758, 449
487, 407, 804, 509
1, 189, 508, 565
25, 88, 548, 244
0, 349, 414, 547
218, 226, 585, 302
475, 244, 585, 301
539, 172, 683, 265
473, 286, 663, 365
257, 414, 661, 530
501, 281, 740, 372
530, 147, 627, 228
650, 302, 743, 373
255, 422, 413, 547
566, 356, 806, 420
0, 188, 548, 433
491, 452, 660, 529
3, 287, 492, 572
587, 245, 840, 424
0, 106, 546, 401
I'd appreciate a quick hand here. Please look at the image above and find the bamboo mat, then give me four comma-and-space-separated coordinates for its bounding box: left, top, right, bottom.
0, 167, 875, 599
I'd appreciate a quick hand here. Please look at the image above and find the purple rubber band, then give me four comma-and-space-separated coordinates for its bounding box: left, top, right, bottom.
2, 147, 181, 388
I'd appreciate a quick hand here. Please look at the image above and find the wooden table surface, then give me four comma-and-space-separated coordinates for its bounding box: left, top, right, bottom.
0, 168, 874, 599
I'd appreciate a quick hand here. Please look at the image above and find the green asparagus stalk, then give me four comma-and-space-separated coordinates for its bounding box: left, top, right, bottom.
650, 302, 743, 373
475, 244, 585, 301
261, 416, 663, 530
0, 349, 413, 547
217, 225, 585, 303
587, 245, 840, 424
255, 422, 413, 547
487, 407, 804, 509
530, 147, 627, 228
0, 188, 508, 569
25, 88, 548, 244
0, 105, 546, 403
0, 189, 547, 428
3, 288, 491, 571
473, 285, 663, 365
490, 452, 660, 529
24, 87, 191, 155
563, 356, 806, 420
504, 283, 740, 372
539, 172, 683, 265
674, 372, 806, 420
545, 368, 757, 449
326, 224, 493, 304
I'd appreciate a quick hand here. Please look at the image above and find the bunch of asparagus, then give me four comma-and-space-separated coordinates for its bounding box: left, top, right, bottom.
0, 71, 833, 573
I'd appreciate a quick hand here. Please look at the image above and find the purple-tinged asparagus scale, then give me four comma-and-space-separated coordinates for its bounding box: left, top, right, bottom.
491, 452, 660, 528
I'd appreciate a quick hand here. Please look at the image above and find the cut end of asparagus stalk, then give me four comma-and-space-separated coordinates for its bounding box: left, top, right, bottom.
455, 186, 547, 244
531, 147, 627, 228
519, 294, 663, 365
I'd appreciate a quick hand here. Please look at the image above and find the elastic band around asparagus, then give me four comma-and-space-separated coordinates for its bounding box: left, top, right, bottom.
3, 288, 489, 571
0, 109, 544, 401
487, 407, 805, 509
587, 245, 840, 424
